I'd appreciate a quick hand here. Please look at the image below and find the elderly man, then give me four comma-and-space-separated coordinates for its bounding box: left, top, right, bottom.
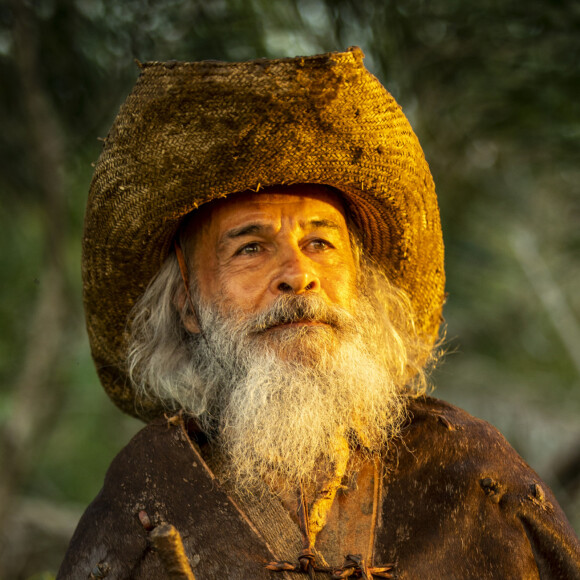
58, 48, 579, 579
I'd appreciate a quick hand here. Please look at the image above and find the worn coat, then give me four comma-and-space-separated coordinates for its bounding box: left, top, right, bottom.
58, 397, 580, 579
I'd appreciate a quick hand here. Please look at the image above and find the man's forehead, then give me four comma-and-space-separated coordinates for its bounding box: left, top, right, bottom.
182, 184, 349, 242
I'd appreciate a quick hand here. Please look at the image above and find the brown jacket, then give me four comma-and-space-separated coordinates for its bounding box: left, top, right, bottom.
58, 397, 580, 579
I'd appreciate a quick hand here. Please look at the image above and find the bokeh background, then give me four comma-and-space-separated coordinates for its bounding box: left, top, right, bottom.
1, 0, 579, 577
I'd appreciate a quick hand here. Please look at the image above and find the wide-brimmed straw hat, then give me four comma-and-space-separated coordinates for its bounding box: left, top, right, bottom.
83, 46, 445, 421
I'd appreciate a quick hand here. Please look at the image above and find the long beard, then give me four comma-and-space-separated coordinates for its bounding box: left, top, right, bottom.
191, 293, 408, 491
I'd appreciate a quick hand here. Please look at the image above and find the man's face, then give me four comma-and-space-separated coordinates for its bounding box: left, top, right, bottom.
173, 185, 409, 489
129, 184, 419, 488
182, 184, 358, 332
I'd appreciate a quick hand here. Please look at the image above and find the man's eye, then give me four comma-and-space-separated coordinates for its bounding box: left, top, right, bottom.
310, 239, 333, 251
236, 242, 261, 256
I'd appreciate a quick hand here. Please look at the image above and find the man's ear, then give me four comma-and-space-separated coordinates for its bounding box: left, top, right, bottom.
174, 285, 201, 334
173, 238, 201, 334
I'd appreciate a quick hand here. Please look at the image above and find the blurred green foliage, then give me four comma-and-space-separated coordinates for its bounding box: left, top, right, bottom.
1, 0, 579, 577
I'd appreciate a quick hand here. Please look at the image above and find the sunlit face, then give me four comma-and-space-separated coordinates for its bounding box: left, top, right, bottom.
181, 184, 358, 333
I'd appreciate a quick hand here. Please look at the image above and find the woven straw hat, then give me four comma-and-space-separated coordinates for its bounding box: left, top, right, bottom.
83, 46, 445, 421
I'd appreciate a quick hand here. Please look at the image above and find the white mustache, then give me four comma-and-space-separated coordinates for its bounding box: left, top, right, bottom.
244, 294, 356, 334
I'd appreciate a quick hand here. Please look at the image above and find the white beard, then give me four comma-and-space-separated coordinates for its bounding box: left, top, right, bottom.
190, 292, 409, 491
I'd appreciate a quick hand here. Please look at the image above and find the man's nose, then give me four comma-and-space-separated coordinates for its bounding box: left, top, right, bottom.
271, 247, 320, 295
